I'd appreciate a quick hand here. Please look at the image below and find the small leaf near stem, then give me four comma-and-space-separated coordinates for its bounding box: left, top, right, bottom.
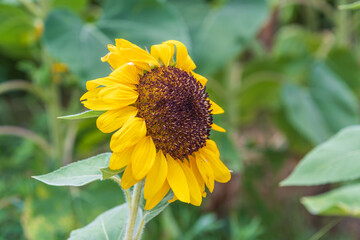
58, 110, 104, 120
125, 180, 144, 240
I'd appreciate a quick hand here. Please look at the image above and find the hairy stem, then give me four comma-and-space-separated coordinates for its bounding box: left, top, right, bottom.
134, 214, 147, 240
124, 180, 143, 240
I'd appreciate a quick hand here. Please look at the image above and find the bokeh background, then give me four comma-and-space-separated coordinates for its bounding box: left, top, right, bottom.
1, 0, 360, 239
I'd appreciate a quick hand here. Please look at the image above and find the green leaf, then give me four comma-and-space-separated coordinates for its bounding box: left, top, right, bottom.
143, 191, 174, 223
100, 167, 125, 180
44, 0, 191, 83
309, 63, 359, 132
69, 203, 143, 240
22, 187, 75, 239
33, 153, 111, 186
272, 26, 322, 59
43, 10, 111, 83
281, 62, 359, 145
192, 0, 268, 74
282, 83, 332, 145
301, 184, 360, 217
339, 1, 360, 10
326, 48, 360, 93
58, 110, 104, 120
98, 0, 190, 47
281, 126, 360, 186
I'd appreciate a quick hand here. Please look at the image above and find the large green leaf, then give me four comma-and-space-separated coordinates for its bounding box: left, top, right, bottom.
272, 26, 322, 59
301, 184, 360, 218
326, 48, 360, 93
192, 0, 268, 74
97, 0, 190, 47
68, 204, 142, 240
44, 0, 190, 84
33, 153, 111, 186
282, 83, 332, 145
282, 62, 359, 145
43, 10, 111, 83
281, 126, 360, 186
309, 63, 359, 132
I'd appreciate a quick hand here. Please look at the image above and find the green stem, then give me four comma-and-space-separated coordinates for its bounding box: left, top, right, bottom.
47, 83, 62, 165
124, 180, 143, 240
336, 0, 351, 46
134, 214, 147, 240
309, 218, 343, 240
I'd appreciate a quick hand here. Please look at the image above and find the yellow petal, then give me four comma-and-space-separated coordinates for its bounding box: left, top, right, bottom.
86, 77, 119, 90
131, 136, 157, 180
205, 139, 220, 157
120, 163, 139, 189
110, 117, 146, 152
199, 145, 231, 183
109, 147, 133, 170
81, 88, 126, 110
144, 181, 170, 210
191, 72, 208, 86
211, 123, 226, 132
99, 85, 138, 105
101, 52, 127, 70
108, 63, 141, 86
209, 99, 224, 114
101, 39, 160, 71
163, 40, 196, 71
81, 85, 138, 111
150, 43, 174, 67
194, 152, 215, 192
96, 106, 138, 133
144, 150, 168, 199
179, 161, 202, 206
188, 155, 205, 194
115, 39, 159, 68
166, 155, 190, 203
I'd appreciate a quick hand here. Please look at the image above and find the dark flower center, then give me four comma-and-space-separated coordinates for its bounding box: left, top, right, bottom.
135, 66, 213, 160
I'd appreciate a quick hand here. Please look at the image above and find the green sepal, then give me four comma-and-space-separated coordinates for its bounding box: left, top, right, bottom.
58, 110, 104, 120
100, 167, 125, 180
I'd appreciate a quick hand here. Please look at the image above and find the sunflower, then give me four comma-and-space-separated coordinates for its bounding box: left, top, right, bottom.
81, 39, 231, 210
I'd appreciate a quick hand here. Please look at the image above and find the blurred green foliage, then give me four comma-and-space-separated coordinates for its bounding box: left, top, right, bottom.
1, 0, 360, 239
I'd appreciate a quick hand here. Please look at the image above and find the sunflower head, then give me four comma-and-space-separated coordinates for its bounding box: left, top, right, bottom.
81, 39, 230, 210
